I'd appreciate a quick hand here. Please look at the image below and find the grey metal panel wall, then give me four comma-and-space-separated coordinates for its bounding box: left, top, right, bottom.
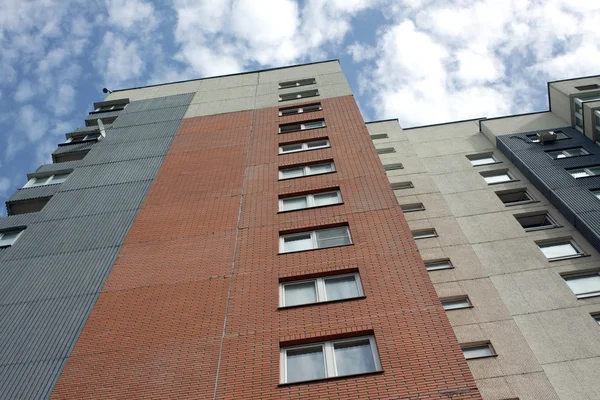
0, 93, 192, 398
7, 185, 61, 203
84, 110, 122, 124
52, 141, 96, 156
498, 126, 600, 252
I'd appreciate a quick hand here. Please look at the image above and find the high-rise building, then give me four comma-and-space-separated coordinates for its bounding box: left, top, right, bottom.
0, 60, 598, 400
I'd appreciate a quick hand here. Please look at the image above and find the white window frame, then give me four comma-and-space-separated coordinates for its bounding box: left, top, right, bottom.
462, 342, 496, 360
574, 96, 600, 133
591, 189, 600, 200
537, 240, 585, 261
279, 90, 319, 102
496, 188, 535, 206
424, 259, 453, 271
546, 147, 590, 159
481, 170, 515, 184
279, 120, 326, 134
279, 161, 335, 180
278, 78, 316, 90
280, 335, 381, 384
467, 153, 498, 166
279, 139, 330, 154
93, 104, 126, 112
568, 166, 600, 178
441, 296, 472, 311
279, 272, 364, 307
65, 134, 100, 144
0, 229, 24, 248
563, 272, 600, 299
515, 211, 559, 232
412, 229, 437, 240
279, 190, 342, 212
279, 104, 322, 116
280, 226, 352, 253
23, 173, 70, 188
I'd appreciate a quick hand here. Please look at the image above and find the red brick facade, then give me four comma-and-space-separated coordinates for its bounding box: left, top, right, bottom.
51, 96, 481, 399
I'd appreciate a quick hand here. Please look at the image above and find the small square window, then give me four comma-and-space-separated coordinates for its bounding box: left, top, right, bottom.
279, 161, 335, 180
496, 188, 535, 206
514, 212, 559, 231
279, 103, 322, 116
564, 273, 600, 299
279, 190, 342, 212
280, 273, 363, 307
462, 342, 495, 359
441, 296, 471, 311
280, 226, 352, 253
384, 163, 403, 171
376, 147, 395, 155
391, 181, 413, 190
400, 203, 425, 213
280, 336, 381, 384
481, 170, 515, 184
546, 147, 590, 159
0, 229, 25, 248
370, 134, 388, 140
412, 229, 437, 239
467, 153, 498, 166
279, 78, 316, 90
279, 90, 319, 102
591, 313, 600, 325
424, 259, 453, 271
568, 166, 600, 178
537, 240, 584, 260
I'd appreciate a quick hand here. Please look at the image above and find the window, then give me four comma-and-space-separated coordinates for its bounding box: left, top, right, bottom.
280, 273, 363, 307
391, 181, 413, 190
376, 147, 395, 154
280, 336, 381, 384
400, 203, 425, 213
92, 103, 126, 113
467, 153, 498, 166
462, 342, 495, 359
564, 273, 600, 299
496, 188, 535, 206
568, 166, 600, 178
279, 78, 316, 89
279, 161, 335, 180
592, 189, 600, 200
280, 226, 351, 253
424, 259, 453, 271
575, 84, 600, 91
441, 296, 472, 311
65, 133, 100, 144
54, 149, 89, 163
592, 313, 600, 325
481, 170, 515, 184
0, 229, 24, 248
546, 147, 590, 159
279, 103, 322, 116
279, 90, 319, 102
526, 131, 568, 143
515, 212, 559, 231
370, 134, 388, 140
279, 139, 330, 154
279, 119, 326, 134
574, 97, 600, 132
537, 240, 585, 260
24, 173, 70, 188
384, 163, 403, 171
279, 190, 342, 212
412, 229, 437, 239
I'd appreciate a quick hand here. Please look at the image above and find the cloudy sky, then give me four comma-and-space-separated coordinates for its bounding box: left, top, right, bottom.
0, 0, 599, 216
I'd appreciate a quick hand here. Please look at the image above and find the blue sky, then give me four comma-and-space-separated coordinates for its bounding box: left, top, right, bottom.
1, 0, 599, 216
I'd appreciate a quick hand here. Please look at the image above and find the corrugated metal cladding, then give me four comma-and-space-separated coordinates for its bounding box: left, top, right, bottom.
52, 141, 96, 156
0, 93, 193, 398
498, 126, 600, 252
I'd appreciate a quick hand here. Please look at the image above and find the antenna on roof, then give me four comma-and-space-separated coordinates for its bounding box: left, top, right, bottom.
97, 119, 106, 138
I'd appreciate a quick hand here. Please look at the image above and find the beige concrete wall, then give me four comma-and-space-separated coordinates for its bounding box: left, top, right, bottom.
480, 112, 568, 144
367, 118, 600, 400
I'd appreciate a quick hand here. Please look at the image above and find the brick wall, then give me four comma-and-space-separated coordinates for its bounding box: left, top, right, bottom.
51, 96, 481, 399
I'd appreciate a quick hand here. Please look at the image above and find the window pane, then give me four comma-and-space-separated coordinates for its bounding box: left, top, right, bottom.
286, 347, 326, 383
50, 173, 69, 184
470, 157, 495, 166
284, 281, 317, 306
283, 234, 313, 252
593, 190, 600, 200
316, 227, 350, 248
29, 177, 48, 186
306, 140, 328, 149
0, 231, 21, 246
313, 192, 340, 207
281, 167, 304, 179
308, 163, 333, 174
324, 276, 359, 301
303, 105, 321, 112
570, 169, 589, 178
281, 144, 303, 153
484, 173, 511, 184
442, 299, 470, 310
425, 261, 452, 271
463, 345, 493, 359
588, 167, 600, 175
282, 197, 308, 211
565, 275, 600, 296
540, 243, 578, 259
565, 148, 588, 157
334, 340, 376, 376
303, 121, 324, 129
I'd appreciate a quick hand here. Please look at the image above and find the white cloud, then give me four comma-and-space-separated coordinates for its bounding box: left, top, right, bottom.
105, 0, 158, 32
18, 104, 48, 141
48, 84, 76, 116
14, 80, 35, 102
347, 42, 377, 63
0, 177, 11, 196
95, 32, 145, 87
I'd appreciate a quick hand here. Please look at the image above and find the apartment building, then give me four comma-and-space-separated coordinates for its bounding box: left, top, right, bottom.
368, 76, 600, 399
0, 60, 482, 399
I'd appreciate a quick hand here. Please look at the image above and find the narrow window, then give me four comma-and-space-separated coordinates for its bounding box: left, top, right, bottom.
279, 119, 326, 134
546, 147, 590, 159
24, 173, 70, 188
467, 153, 498, 166
280, 273, 363, 307
568, 166, 600, 178
279, 161, 335, 180
400, 203, 425, 213
514, 212, 558, 231
280, 336, 381, 384
279, 78, 316, 89
424, 259, 453, 271
279, 190, 342, 212
481, 170, 515, 184
279, 90, 319, 102
563, 273, 600, 299
496, 188, 535, 206
462, 342, 495, 359
280, 226, 351, 253
376, 147, 395, 154
279, 103, 322, 116
537, 240, 584, 260
441, 296, 472, 311
391, 181, 413, 190
279, 139, 330, 154
370, 133, 388, 140
65, 133, 101, 144
412, 229, 437, 239
0, 229, 25, 248
384, 163, 403, 171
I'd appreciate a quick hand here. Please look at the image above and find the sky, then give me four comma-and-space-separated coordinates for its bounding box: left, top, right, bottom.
0, 0, 599, 216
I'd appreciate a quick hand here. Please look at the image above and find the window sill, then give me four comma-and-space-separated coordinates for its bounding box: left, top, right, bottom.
279, 146, 330, 156
465, 354, 498, 361
503, 200, 539, 207
486, 179, 520, 186
524, 225, 562, 232
472, 161, 503, 167
278, 171, 336, 181
278, 369, 384, 387
413, 235, 439, 240
445, 305, 474, 311
279, 126, 326, 135
576, 293, 600, 299
278, 243, 354, 255
58, 139, 98, 147
278, 295, 366, 310
547, 254, 590, 262
278, 202, 344, 214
